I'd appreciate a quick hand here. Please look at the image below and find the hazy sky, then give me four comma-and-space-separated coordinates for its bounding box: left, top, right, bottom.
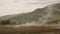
0, 0, 60, 16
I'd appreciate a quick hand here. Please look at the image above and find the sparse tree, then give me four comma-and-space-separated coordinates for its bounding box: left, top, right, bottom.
1, 19, 10, 25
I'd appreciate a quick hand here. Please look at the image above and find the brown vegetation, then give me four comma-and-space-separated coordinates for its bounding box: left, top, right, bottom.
0, 25, 60, 34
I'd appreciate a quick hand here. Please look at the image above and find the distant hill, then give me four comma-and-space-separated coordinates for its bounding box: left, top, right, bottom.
0, 3, 60, 25
0, 8, 47, 25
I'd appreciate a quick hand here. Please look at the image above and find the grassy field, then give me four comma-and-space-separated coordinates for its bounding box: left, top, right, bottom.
0, 25, 60, 34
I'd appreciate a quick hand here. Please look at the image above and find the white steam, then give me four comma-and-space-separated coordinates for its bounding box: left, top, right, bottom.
39, 4, 55, 24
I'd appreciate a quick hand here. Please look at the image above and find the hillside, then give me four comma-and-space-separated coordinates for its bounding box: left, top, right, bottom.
0, 3, 60, 25
0, 8, 47, 25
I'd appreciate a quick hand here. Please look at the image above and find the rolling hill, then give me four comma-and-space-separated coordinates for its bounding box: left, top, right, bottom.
0, 3, 60, 25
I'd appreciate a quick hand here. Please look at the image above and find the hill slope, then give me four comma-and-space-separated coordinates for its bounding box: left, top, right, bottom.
0, 3, 60, 25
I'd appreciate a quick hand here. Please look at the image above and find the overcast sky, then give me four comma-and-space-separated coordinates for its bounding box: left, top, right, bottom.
0, 0, 60, 16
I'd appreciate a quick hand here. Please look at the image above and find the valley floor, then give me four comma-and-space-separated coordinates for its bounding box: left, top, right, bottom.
0, 25, 60, 34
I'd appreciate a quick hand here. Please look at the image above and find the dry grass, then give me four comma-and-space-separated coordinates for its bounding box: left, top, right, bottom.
0, 25, 60, 34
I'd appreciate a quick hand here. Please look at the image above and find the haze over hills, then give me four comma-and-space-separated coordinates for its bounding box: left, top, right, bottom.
0, 3, 60, 25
